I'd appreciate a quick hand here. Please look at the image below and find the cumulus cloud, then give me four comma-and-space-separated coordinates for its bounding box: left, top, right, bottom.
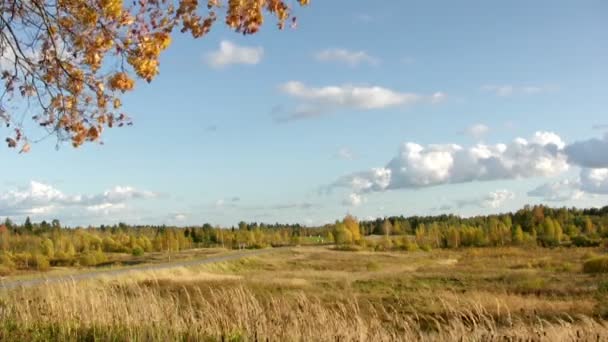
461, 124, 489, 139
276, 81, 443, 122
527, 179, 584, 202
481, 84, 555, 97
580, 168, 608, 194
314, 48, 379, 67
342, 193, 363, 207
0, 181, 157, 218
528, 167, 608, 202
205, 40, 263, 68
331, 131, 568, 194
564, 133, 608, 168
456, 190, 515, 209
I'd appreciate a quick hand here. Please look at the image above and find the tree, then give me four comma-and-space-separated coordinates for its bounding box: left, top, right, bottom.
51, 219, 61, 230
381, 219, 392, 237
333, 222, 352, 245
0, 0, 309, 150
343, 215, 361, 242
23, 216, 33, 232
584, 216, 596, 235
512, 225, 524, 245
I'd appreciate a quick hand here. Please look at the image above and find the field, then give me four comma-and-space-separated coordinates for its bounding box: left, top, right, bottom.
1, 246, 608, 341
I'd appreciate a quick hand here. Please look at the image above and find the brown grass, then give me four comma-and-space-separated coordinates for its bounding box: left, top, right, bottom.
1, 246, 608, 341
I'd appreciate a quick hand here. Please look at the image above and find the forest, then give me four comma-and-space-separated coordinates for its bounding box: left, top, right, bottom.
1, 204, 607, 275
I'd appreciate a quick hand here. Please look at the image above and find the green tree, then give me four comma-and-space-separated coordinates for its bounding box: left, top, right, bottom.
24, 217, 33, 233
512, 225, 524, 245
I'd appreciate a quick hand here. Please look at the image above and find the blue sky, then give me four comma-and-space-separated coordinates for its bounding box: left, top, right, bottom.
1, 0, 607, 226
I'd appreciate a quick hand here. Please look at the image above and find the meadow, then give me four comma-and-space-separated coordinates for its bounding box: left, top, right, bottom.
1, 245, 608, 341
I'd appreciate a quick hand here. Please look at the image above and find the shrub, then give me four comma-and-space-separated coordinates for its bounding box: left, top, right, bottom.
598, 280, 608, 294
419, 244, 432, 252
332, 245, 362, 252
32, 254, 50, 271
583, 256, 608, 274
79, 253, 99, 267
572, 235, 601, 247
131, 246, 144, 256
0, 253, 15, 269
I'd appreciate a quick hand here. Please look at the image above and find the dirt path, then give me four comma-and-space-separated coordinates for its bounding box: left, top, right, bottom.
0, 248, 279, 290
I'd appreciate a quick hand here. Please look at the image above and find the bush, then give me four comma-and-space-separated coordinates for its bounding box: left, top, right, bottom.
332, 245, 362, 252
131, 246, 144, 256
419, 244, 432, 252
79, 253, 98, 267
572, 235, 601, 247
583, 256, 608, 274
32, 254, 50, 271
0, 253, 15, 269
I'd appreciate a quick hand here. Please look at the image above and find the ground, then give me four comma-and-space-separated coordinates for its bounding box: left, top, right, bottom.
1, 246, 608, 341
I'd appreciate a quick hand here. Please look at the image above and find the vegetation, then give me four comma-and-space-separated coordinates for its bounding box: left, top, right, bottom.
0, 218, 329, 275
1, 204, 608, 276
0, 0, 309, 150
1, 246, 608, 341
583, 256, 608, 274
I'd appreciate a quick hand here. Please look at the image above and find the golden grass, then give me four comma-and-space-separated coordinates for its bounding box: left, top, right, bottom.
1, 246, 608, 341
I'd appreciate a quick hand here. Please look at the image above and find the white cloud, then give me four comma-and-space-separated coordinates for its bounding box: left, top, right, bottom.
280, 81, 419, 110
531, 131, 565, 149
481, 84, 554, 97
170, 213, 188, 221
314, 48, 379, 67
342, 193, 363, 207
86, 203, 127, 216
456, 190, 515, 209
580, 168, 608, 194
277, 81, 443, 122
331, 131, 568, 194
564, 133, 608, 168
334, 147, 356, 160
484, 190, 515, 208
462, 124, 489, 139
0, 181, 157, 218
430, 92, 447, 104
528, 179, 584, 202
205, 40, 263, 68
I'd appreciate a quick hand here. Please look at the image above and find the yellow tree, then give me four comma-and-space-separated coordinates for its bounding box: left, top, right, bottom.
0, 0, 309, 150
343, 214, 361, 242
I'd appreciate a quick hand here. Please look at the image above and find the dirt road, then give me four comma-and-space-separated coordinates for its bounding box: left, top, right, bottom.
0, 248, 278, 290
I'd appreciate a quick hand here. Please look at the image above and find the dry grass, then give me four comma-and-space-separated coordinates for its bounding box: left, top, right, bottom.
1, 246, 608, 341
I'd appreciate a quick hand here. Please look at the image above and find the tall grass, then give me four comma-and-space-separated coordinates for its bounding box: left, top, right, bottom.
583, 256, 608, 274
1, 276, 607, 341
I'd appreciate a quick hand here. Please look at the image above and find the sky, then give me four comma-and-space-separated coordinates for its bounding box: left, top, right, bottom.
1, 0, 607, 227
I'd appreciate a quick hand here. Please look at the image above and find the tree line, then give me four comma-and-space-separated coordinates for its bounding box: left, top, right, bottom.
1, 204, 607, 274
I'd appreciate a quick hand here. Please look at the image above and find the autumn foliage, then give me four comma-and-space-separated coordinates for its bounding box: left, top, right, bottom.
0, 0, 309, 150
